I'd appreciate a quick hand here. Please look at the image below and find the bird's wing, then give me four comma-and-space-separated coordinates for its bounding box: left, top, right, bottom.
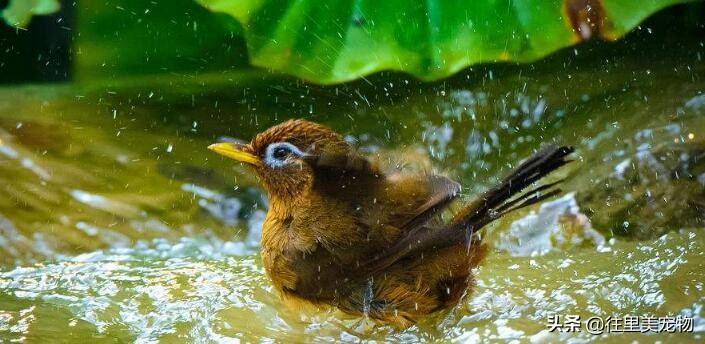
393, 174, 461, 233
311, 156, 462, 238
305, 148, 463, 264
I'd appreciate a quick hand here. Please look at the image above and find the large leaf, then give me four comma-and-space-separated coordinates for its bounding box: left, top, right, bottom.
196, 0, 693, 84
1, 0, 60, 27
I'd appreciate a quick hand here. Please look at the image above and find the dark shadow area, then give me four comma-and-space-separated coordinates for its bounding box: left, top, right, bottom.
0, 0, 73, 83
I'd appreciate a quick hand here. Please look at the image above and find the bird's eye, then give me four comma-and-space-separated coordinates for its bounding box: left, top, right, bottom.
264, 142, 305, 168
272, 146, 290, 160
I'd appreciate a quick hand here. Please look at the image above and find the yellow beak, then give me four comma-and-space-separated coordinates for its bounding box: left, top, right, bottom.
208, 142, 261, 167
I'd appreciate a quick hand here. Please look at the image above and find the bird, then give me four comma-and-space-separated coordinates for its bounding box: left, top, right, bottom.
208, 119, 574, 328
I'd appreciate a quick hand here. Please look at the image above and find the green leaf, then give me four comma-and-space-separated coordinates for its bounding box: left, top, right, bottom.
195, 0, 693, 84
1, 0, 60, 28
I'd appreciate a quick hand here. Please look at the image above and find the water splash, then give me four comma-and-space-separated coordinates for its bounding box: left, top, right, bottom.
495, 193, 605, 257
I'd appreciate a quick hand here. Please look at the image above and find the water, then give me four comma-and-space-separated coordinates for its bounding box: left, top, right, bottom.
0, 27, 704, 342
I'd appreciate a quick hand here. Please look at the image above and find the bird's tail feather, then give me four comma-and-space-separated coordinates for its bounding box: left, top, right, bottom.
450, 145, 575, 232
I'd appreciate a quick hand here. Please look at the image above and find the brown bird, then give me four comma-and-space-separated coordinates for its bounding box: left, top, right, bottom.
208, 119, 573, 328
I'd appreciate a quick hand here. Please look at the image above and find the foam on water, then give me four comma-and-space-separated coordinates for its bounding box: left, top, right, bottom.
495, 193, 605, 257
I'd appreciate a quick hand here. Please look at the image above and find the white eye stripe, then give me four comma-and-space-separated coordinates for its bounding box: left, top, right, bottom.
264, 142, 306, 168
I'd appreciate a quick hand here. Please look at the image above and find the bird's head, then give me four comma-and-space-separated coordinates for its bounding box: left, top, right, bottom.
208, 119, 357, 200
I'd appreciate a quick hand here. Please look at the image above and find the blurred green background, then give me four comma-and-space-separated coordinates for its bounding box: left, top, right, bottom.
1, 0, 248, 83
